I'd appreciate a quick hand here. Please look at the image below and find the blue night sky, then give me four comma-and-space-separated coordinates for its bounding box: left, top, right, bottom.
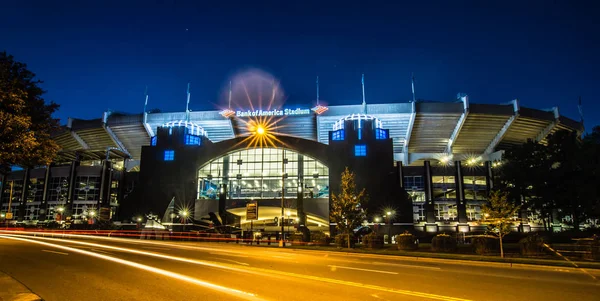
2, 0, 599, 129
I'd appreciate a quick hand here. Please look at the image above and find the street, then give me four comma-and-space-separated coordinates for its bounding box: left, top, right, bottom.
0, 231, 598, 301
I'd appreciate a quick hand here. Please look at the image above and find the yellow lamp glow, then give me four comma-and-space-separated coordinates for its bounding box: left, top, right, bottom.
256, 125, 265, 135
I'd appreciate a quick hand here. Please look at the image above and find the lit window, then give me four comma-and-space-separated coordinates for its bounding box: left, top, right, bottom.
354, 145, 367, 157
151, 136, 157, 146
164, 150, 175, 161
185, 134, 201, 145
375, 129, 388, 140
358, 129, 362, 140
332, 130, 345, 141
169, 127, 173, 135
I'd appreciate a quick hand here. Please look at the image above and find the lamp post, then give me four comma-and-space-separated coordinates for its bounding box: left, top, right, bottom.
386, 211, 392, 244
280, 156, 287, 247
89, 210, 96, 225
181, 210, 188, 232
56, 206, 64, 222
286, 211, 291, 237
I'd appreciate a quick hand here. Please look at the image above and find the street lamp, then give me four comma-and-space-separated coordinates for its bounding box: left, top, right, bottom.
180, 210, 189, 231
386, 211, 392, 244
286, 211, 291, 237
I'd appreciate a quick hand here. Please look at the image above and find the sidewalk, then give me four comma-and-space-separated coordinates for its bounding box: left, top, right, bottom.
232, 241, 600, 271
0, 272, 41, 301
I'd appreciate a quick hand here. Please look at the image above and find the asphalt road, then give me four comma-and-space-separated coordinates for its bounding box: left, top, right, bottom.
0, 232, 598, 301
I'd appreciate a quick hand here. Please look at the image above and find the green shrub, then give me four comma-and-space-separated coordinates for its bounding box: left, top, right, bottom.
362, 232, 384, 249
335, 233, 356, 248
577, 236, 600, 260
395, 232, 417, 250
590, 240, 600, 261
288, 233, 304, 242
471, 236, 499, 255
431, 234, 457, 253
310, 231, 331, 245
519, 234, 546, 256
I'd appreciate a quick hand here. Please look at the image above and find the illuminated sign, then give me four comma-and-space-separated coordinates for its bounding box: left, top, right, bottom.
219, 109, 235, 118
234, 108, 311, 117
246, 202, 258, 220
311, 105, 329, 115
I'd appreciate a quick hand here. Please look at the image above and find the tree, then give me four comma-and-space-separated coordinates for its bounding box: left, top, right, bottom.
496, 139, 552, 230
0, 51, 60, 171
329, 167, 368, 248
482, 190, 520, 258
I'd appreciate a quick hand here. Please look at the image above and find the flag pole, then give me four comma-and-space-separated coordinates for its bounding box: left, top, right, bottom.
228, 81, 232, 109
411, 73, 416, 103
316, 76, 320, 105
361, 74, 367, 114
186, 82, 191, 121
143, 86, 149, 113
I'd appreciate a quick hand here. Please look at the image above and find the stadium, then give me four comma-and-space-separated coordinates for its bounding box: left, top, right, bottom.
0, 89, 583, 234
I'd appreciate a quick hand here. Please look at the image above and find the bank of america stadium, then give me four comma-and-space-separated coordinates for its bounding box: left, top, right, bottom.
0, 94, 583, 234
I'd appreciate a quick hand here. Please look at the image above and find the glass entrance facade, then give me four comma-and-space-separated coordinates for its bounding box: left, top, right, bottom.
197, 148, 329, 201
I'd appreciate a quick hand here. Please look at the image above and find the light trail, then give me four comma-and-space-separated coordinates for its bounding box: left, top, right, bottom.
1, 233, 471, 301
0, 235, 263, 301
0, 230, 250, 256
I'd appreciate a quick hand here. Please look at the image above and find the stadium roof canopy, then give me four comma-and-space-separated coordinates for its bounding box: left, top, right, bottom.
53, 99, 582, 167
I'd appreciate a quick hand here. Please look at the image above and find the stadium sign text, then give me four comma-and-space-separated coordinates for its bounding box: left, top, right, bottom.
236, 108, 311, 117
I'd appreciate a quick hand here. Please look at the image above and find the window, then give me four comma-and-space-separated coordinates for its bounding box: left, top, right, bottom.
197, 148, 329, 201
375, 129, 388, 140
331, 130, 345, 141
358, 129, 362, 140
185, 134, 201, 145
404, 176, 424, 190
164, 150, 175, 161
151, 136, 157, 146
26, 178, 45, 203
74, 176, 100, 201
354, 145, 367, 157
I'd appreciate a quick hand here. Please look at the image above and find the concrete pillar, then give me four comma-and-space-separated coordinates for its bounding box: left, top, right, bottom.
18, 168, 30, 222
297, 155, 306, 227
218, 183, 228, 225
0, 173, 5, 209
98, 160, 112, 220
396, 161, 404, 189
423, 161, 435, 224
38, 165, 52, 221
454, 161, 468, 224
66, 158, 80, 218
485, 161, 494, 193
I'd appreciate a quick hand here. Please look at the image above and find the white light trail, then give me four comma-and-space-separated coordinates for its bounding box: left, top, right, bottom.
1, 233, 471, 301
0, 235, 263, 301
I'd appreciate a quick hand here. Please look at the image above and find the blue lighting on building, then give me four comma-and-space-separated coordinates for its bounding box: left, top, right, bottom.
354, 145, 367, 157
151, 136, 157, 146
164, 150, 175, 161
375, 129, 388, 140
185, 134, 201, 145
332, 130, 345, 141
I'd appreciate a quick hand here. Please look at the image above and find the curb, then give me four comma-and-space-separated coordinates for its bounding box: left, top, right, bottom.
0, 272, 42, 301
240, 243, 600, 272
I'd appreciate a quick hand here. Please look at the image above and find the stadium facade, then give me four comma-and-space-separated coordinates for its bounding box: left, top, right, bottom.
0, 95, 583, 233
